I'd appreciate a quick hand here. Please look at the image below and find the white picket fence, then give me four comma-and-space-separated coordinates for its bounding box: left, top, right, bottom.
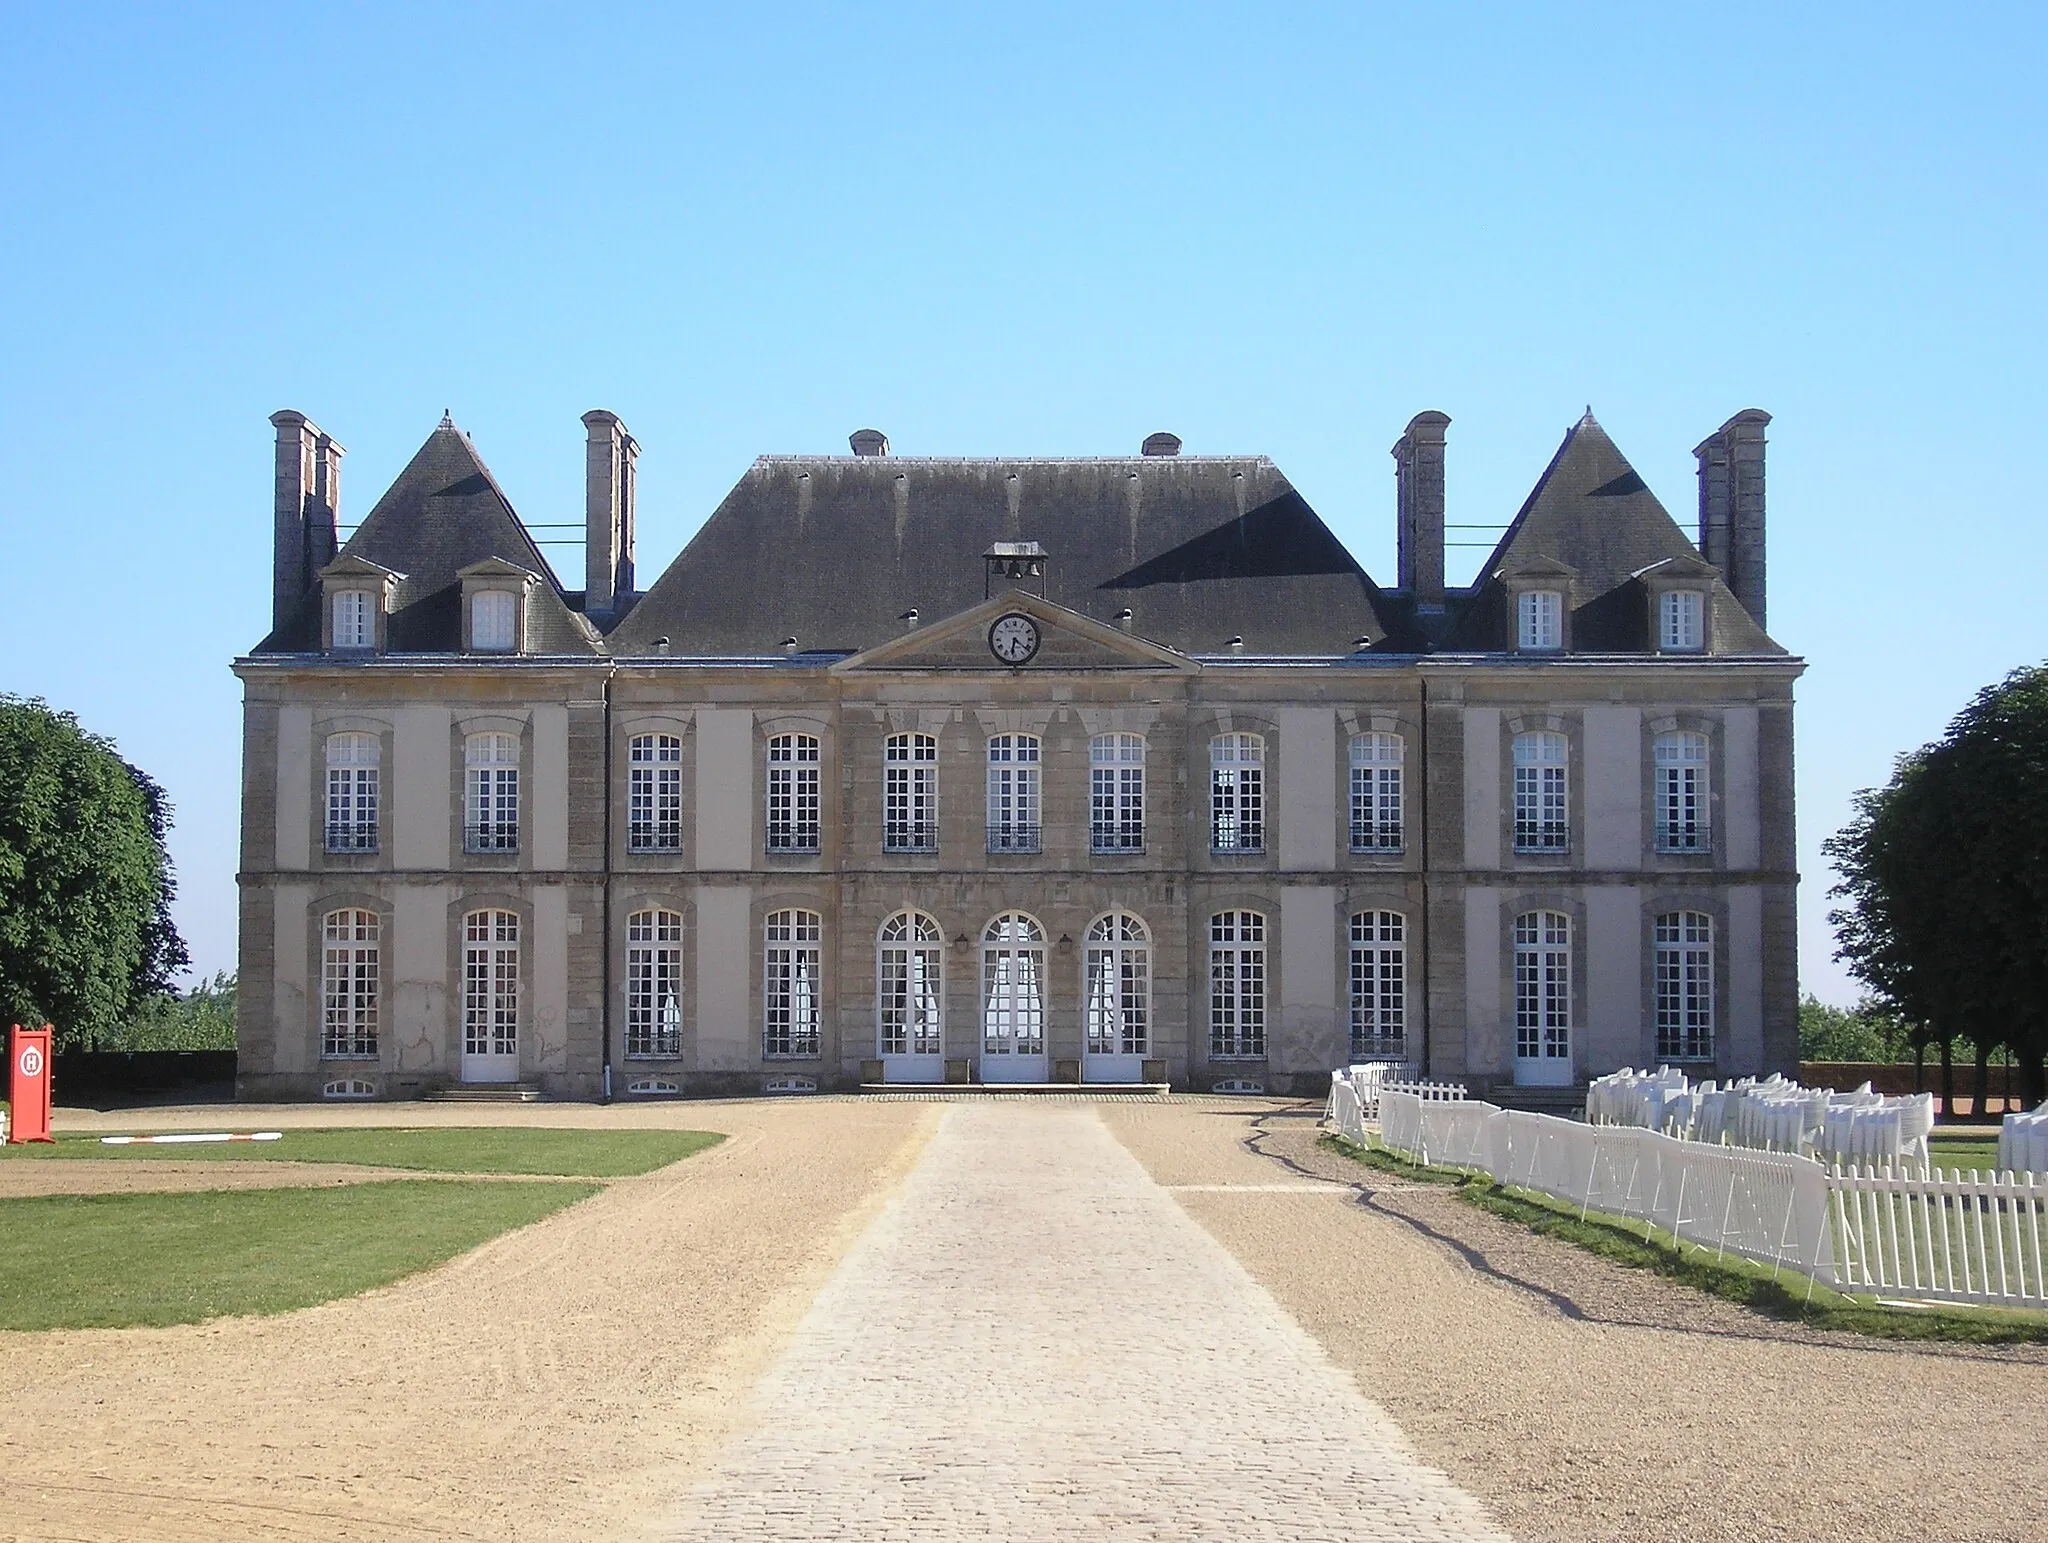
1331, 1084, 2048, 1310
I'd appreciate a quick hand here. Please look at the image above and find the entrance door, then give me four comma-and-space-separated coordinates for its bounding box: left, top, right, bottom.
1082, 910, 1149, 1083
878, 911, 945, 1084
462, 908, 521, 1082
1513, 909, 1573, 1088
980, 912, 1048, 1083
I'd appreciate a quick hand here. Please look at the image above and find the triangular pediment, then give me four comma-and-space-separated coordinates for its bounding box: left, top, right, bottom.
319, 553, 406, 583
831, 591, 1199, 674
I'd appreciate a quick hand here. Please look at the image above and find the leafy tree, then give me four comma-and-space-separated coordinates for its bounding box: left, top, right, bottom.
118, 970, 236, 1051
0, 696, 189, 1049
1826, 665, 2048, 1108
1797, 994, 1911, 1064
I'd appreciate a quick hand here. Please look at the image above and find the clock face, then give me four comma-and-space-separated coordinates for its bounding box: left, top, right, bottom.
988, 613, 1041, 665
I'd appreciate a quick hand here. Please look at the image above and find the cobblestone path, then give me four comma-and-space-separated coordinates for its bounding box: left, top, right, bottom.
656, 1105, 1508, 1541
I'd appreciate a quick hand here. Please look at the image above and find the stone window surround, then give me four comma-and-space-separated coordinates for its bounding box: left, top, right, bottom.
1642, 711, 1723, 865
1334, 878, 1424, 1054
317, 563, 400, 654
1202, 709, 1280, 864
614, 711, 695, 866
458, 564, 537, 654
759, 713, 832, 866
1335, 708, 1415, 862
1502, 711, 1582, 865
308, 715, 395, 870
756, 887, 832, 1061
450, 712, 531, 867
1202, 891, 1275, 1066
302, 890, 390, 1064
615, 889, 694, 1065
444, 888, 534, 1079
1642, 572, 1715, 655
1495, 888, 1590, 1081
1639, 887, 1731, 1071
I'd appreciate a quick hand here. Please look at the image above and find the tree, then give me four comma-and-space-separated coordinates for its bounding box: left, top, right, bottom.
1826, 664, 2048, 1108
118, 971, 236, 1051
1797, 994, 1911, 1064
0, 696, 189, 1049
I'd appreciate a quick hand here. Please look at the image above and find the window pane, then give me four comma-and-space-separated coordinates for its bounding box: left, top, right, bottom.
472, 590, 517, 651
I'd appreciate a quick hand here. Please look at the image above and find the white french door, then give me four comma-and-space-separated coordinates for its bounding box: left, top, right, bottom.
878, 911, 945, 1084
1513, 910, 1573, 1087
980, 912, 1047, 1083
461, 909, 521, 1082
1082, 911, 1149, 1083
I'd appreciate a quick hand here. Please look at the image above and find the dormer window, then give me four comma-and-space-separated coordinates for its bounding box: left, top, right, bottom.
1660, 589, 1704, 651
331, 590, 374, 650
1517, 590, 1563, 650
471, 590, 517, 652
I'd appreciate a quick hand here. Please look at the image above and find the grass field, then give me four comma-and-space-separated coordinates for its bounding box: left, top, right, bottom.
0, 1180, 599, 1330
0, 1126, 723, 1176
1927, 1133, 2003, 1173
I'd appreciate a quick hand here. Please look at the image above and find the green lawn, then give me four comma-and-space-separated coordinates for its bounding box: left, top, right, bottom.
0, 1126, 722, 1177
0, 1180, 598, 1330
1927, 1134, 2003, 1174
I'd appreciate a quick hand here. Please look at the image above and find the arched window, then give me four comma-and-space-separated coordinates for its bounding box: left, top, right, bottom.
1084, 911, 1150, 1057
1653, 731, 1711, 853
1209, 910, 1266, 1059
764, 909, 822, 1056
331, 590, 374, 650
1348, 911, 1405, 1059
1349, 733, 1403, 852
765, 734, 821, 852
628, 734, 682, 853
321, 908, 379, 1058
986, 735, 1041, 853
1655, 911, 1714, 1061
878, 911, 944, 1056
884, 734, 938, 853
464, 733, 520, 852
1210, 734, 1265, 852
470, 588, 518, 652
1089, 734, 1145, 853
462, 909, 520, 1061
626, 909, 683, 1058
325, 732, 380, 853
981, 912, 1046, 1058
1513, 911, 1571, 1065
1512, 731, 1569, 852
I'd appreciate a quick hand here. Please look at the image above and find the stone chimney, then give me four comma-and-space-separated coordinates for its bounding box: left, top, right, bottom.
1141, 432, 1182, 457
270, 410, 343, 632
1393, 410, 1451, 607
582, 410, 638, 617
1694, 409, 1770, 626
849, 428, 890, 457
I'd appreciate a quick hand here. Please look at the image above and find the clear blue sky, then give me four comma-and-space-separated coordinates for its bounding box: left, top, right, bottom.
2, 3, 2042, 1004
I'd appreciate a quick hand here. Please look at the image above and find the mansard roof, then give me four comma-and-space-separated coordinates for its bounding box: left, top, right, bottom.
609, 455, 1393, 657
1443, 413, 1780, 655
256, 422, 598, 655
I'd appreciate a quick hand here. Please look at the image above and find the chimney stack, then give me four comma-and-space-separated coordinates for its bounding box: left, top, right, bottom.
1140, 432, 1182, 457
582, 410, 638, 617
1393, 410, 1451, 607
1694, 409, 1770, 626
270, 410, 343, 632
849, 428, 890, 457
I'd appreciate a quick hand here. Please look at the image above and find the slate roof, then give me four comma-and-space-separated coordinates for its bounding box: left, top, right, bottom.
1440, 414, 1781, 655
256, 422, 598, 655
608, 457, 1394, 657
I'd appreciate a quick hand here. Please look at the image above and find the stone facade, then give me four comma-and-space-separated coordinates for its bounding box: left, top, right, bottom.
235, 410, 1802, 1100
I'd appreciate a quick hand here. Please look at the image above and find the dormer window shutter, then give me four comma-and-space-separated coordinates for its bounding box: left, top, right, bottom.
1518, 590, 1562, 650
1660, 589, 1704, 651
472, 590, 517, 652
332, 590, 374, 650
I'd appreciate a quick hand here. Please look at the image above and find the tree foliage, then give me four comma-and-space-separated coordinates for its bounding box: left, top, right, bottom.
117, 970, 237, 1051
1797, 994, 1911, 1064
1825, 664, 2048, 1106
0, 696, 189, 1049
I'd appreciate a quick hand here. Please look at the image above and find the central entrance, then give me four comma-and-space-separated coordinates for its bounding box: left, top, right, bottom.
1083, 910, 1150, 1083
878, 911, 945, 1084
461, 908, 521, 1083
980, 911, 1048, 1083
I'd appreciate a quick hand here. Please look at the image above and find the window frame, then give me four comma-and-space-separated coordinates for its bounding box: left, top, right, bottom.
461, 908, 521, 1060
1084, 910, 1150, 1057
1659, 588, 1706, 652
1511, 730, 1570, 853
763, 908, 823, 1057
883, 733, 939, 854
627, 733, 683, 854
1348, 732, 1403, 853
1208, 909, 1267, 1060
463, 732, 520, 853
469, 588, 519, 653
1348, 910, 1405, 1060
1209, 733, 1266, 854
981, 911, 1047, 1058
323, 732, 380, 854
1654, 910, 1715, 1062
764, 733, 822, 853
1089, 734, 1146, 854
1517, 589, 1564, 651
320, 907, 379, 1059
1513, 909, 1572, 1062
985, 734, 1042, 854
877, 910, 944, 1057
1653, 730, 1713, 853
330, 589, 375, 651
625, 908, 684, 1058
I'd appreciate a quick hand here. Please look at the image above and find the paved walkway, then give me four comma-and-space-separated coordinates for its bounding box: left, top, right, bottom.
656, 1105, 1507, 1541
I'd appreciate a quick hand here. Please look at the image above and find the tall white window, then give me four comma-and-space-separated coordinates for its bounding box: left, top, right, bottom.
1085, 911, 1150, 1057
1090, 734, 1145, 853
764, 908, 821, 1056
765, 734, 821, 852
464, 732, 519, 852
981, 912, 1046, 1058
1660, 589, 1705, 651
324, 732, 379, 852
878, 911, 943, 1057
1512, 731, 1569, 852
626, 909, 683, 1058
1349, 733, 1403, 852
986, 735, 1041, 853
1517, 589, 1563, 650
884, 733, 938, 853
1655, 911, 1715, 1061
1348, 911, 1405, 1059
462, 909, 520, 1060
1210, 733, 1265, 852
471, 589, 517, 652
628, 734, 682, 853
331, 589, 374, 650
1514, 911, 1572, 1064
1209, 910, 1267, 1059
1654, 731, 1711, 852
321, 908, 379, 1058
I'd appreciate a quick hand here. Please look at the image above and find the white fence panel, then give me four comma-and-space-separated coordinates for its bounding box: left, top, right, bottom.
1830, 1167, 2048, 1308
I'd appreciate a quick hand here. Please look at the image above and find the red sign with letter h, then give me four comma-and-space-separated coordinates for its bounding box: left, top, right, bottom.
7, 1025, 54, 1143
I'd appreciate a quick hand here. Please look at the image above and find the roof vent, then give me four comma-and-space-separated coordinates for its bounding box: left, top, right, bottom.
1114, 608, 1134, 632
849, 429, 890, 457
1141, 432, 1182, 457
